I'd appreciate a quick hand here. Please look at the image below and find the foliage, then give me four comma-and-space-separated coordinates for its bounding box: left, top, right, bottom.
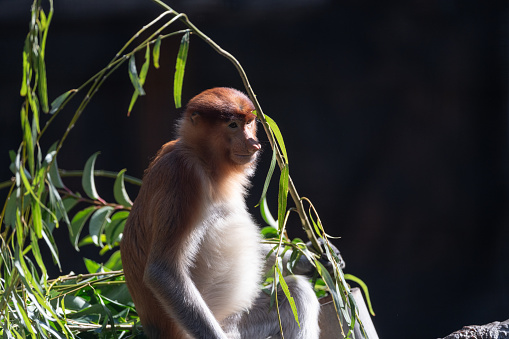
0, 0, 373, 338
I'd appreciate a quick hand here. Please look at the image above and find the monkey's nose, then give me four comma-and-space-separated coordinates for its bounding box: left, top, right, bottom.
249, 140, 261, 153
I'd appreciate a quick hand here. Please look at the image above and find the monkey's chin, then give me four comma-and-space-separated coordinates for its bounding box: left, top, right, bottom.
231, 154, 256, 165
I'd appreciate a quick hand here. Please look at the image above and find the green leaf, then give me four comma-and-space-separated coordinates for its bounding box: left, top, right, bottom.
277, 164, 289, 231
70, 206, 96, 250
61, 295, 92, 312
260, 226, 279, 239
89, 206, 114, 247
105, 211, 129, 246
82, 152, 101, 200
22, 104, 35, 175
30, 228, 47, 280
20, 37, 29, 97
265, 114, 289, 164
41, 223, 61, 269
344, 273, 375, 316
174, 31, 189, 109
83, 257, 101, 274
140, 44, 150, 83
4, 191, 19, 227
257, 144, 277, 208
275, 259, 300, 328
104, 250, 122, 271
153, 35, 162, 69
31, 199, 43, 239
113, 169, 133, 207
128, 45, 150, 115
128, 54, 146, 96
49, 89, 76, 115
260, 196, 278, 229
37, 51, 49, 113
315, 259, 349, 327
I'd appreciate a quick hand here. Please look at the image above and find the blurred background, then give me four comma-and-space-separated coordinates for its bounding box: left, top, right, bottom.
0, 0, 507, 338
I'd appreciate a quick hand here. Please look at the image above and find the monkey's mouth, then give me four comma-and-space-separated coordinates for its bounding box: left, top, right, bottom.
232, 153, 255, 164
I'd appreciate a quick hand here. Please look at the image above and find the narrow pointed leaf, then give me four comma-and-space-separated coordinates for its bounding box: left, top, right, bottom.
104, 250, 122, 271
113, 169, 133, 207
128, 54, 145, 96
257, 144, 277, 207
128, 46, 150, 115
140, 44, 150, 84
30, 228, 47, 280
32, 200, 43, 239
49, 89, 76, 115
260, 197, 278, 229
275, 263, 300, 328
344, 273, 375, 316
41, 223, 61, 269
105, 211, 129, 246
83, 257, 101, 274
277, 164, 289, 231
82, 152, 100, 200
265, 114, 289, 164
20, 37, 29, 97
89, 206, 114, 247
153, 35, 162, 69
70, 206, 95, 250
37, 52, 49, 113
174, 31, 189, 109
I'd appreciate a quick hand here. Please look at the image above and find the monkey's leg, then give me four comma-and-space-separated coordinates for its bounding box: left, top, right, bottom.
222, 275, 320, 339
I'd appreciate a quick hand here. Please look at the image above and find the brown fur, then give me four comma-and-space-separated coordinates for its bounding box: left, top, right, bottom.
121, 88, 260, 338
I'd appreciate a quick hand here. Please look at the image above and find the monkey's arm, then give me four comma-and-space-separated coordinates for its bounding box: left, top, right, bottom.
142, 151, 228, 339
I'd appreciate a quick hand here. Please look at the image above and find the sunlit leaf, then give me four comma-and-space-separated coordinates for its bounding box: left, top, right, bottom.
30, 228, 47, 281
37, 51, 49, 113
257, 145, 277, 208
128, 45, 150, 115
70, 206, 96, 250
153, 35, 162, 69
261, 226, 278, 239
344, 273, 375, 316
82, 152, 101, 200
41, 223, 60, 269
20, 37, 29, 97
275, 259, 300, 327
113, 169, 133, 207
277, 164, 289, 231
89, 206, 114, 247
105, 211, 129, 246
83, 257, 101, 274
104, 250, 122, 271
128, 54, 146, 96
61, 295, 92, 311
174, 31, 189, 109
265, 114, 289, 164
260, 196, 278, 229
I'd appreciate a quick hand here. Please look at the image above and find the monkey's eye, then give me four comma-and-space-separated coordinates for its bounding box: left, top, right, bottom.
228, 122, 238, 129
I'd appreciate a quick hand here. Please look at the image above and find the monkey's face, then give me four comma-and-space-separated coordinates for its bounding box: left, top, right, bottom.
225, 116, 261, 166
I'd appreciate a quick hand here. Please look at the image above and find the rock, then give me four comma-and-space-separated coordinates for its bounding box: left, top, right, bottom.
441, 319, 509, 339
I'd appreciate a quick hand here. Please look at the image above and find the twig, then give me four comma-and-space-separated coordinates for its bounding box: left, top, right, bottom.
149, 0, 323, 255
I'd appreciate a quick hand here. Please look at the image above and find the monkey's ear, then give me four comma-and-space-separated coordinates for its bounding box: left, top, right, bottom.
190, 112, 200, 125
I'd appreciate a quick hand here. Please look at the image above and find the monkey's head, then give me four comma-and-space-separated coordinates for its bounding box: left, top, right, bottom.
179, 87, 261, 170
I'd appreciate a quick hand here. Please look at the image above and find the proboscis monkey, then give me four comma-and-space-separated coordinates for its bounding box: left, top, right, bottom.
121, 88, 320, 339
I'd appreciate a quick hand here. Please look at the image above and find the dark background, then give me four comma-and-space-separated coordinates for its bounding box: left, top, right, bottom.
1, 0, 507, 338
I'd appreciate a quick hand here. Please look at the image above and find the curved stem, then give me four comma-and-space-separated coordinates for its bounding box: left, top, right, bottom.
58, 169, 142, 186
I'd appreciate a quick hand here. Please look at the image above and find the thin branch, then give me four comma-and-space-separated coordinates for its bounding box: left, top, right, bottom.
149, 0, 323, 255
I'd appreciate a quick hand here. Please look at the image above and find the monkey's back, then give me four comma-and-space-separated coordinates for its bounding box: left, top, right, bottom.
121, 141, 200, 338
